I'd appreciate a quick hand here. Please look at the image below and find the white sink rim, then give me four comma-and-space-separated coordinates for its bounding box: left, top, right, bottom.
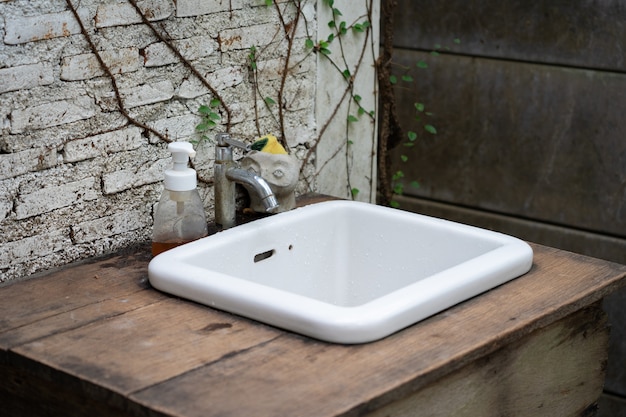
148, 200, 533, 344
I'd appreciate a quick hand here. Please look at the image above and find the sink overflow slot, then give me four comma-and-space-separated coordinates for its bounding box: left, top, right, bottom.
254, 249, 275, 263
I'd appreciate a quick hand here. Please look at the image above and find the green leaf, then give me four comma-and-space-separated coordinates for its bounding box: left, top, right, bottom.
407, 131, 417, 141
198, 105, 210, 114
410, 180, 420, 188
424, 124, 437, 134
195, 122, 209, 131
402, 75, 414, 82
400, 154, 408, 162
353, 94, 362, 103
332, 7, 342, 16
392, 170, 404, 181
347, 115, 359, 123
305, 38, 314, 49
342, 69, 351, 79
320, 48, 331, 56
328, 20, 336, 28
210, 98, 221, 107
209, 112, 221, 120
361, 20, 370, 28
353, 23, 363, 33
454, 38, 461, 44
414, 102, 424, 112
403, 142, 415, 147
351, 188, 359, 199
431, 51, 440, 57
390, 200, 400, 208
357, 107, 365, 116
393, 183, 404, 194
416, 60, 428, 69
389, 75, 397, 84
264, 96, 276, 105
265, 0, 272, 5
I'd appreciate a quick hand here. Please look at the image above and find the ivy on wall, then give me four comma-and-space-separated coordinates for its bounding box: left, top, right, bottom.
65, 0, 382, 199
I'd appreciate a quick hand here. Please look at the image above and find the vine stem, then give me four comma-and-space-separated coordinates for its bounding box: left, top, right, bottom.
126, 0, 233, 131
376, 0, 402, 206
274, 0, 301, 151
300, 7, 372, 191
65, 0, 170, 143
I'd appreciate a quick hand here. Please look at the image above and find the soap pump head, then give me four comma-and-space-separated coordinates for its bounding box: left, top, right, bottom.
164, 141, 197, 191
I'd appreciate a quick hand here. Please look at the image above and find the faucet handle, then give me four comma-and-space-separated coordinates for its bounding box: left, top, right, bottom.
215, 133, 250, 152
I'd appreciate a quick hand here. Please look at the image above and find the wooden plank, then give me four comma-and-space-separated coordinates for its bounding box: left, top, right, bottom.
390, 50, 626, 238
12, 297, 281, 396
0, 250, 152, 347
367, 304, 608, 417
2, 242, 625, 416
392, 0, 626, 72
131, 244, 626, 417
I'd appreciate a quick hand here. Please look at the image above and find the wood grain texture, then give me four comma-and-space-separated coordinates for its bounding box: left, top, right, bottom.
367, 305, 608, 417
0, 240, 624, 417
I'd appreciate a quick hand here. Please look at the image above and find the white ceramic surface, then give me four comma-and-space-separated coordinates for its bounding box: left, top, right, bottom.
148, 201, 533, 343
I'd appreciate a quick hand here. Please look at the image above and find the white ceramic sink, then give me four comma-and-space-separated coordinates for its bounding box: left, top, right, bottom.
148, 200, 533, 344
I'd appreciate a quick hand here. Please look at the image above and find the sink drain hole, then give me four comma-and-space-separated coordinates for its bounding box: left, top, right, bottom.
254, 249, 275, 263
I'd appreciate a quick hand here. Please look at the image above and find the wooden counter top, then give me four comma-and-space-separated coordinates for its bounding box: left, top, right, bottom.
1, 215, 626, 416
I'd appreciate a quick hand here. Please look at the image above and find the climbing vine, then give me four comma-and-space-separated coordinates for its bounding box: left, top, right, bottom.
65, 0, 396, 202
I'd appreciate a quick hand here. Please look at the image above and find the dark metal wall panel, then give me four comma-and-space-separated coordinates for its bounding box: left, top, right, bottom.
390, 50, 626, 238
393, 0, 626, 72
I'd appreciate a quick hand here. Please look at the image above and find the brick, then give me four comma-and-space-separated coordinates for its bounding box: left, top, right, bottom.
0, 147, 58, 180
147, 114, 199, 141
0, 230, 69, 269
10, 96, 98, 134
121, 80, 175, 108
70, 209, 151, 243
218, 22, 280, 51
0, 64, 54, 94
142, 36, 217, 67
177, 66, 244, 98
175, 0, 243, 17
3, 10, 85, 45
255, 54, 312, 81
15, 177, 99, 220
95, 0, 174, 28
60, 48, 140, 81
63, 126, 144, 163
102, 158, 168, 194
0, 186, 13, 222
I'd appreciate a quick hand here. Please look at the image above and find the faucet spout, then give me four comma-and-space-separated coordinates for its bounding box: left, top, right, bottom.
226, 167, 280, 213
214, 132, 280, 229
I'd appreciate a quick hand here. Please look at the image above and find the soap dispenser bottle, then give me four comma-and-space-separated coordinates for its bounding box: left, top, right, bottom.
152, 142, 208, 256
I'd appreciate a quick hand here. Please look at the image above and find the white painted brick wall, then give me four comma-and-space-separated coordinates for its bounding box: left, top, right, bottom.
0, 0, 378, 282
63, 127, 144, 163
3, 10, 83, 45
0, 64, 54, 94
15, 177, 100, 220
10, 96, 98, 134
94, 1, 174, 28
175, 0, 243, 18
60, 48, 141, 81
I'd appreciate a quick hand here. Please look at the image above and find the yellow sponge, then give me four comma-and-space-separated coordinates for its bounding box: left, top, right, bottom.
250, 134, 287, 154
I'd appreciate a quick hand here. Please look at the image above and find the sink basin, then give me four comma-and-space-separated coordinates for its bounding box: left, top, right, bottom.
148, 200, 533, 343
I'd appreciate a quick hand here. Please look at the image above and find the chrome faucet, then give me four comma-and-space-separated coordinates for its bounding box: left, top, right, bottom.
214, 132, 279, 229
